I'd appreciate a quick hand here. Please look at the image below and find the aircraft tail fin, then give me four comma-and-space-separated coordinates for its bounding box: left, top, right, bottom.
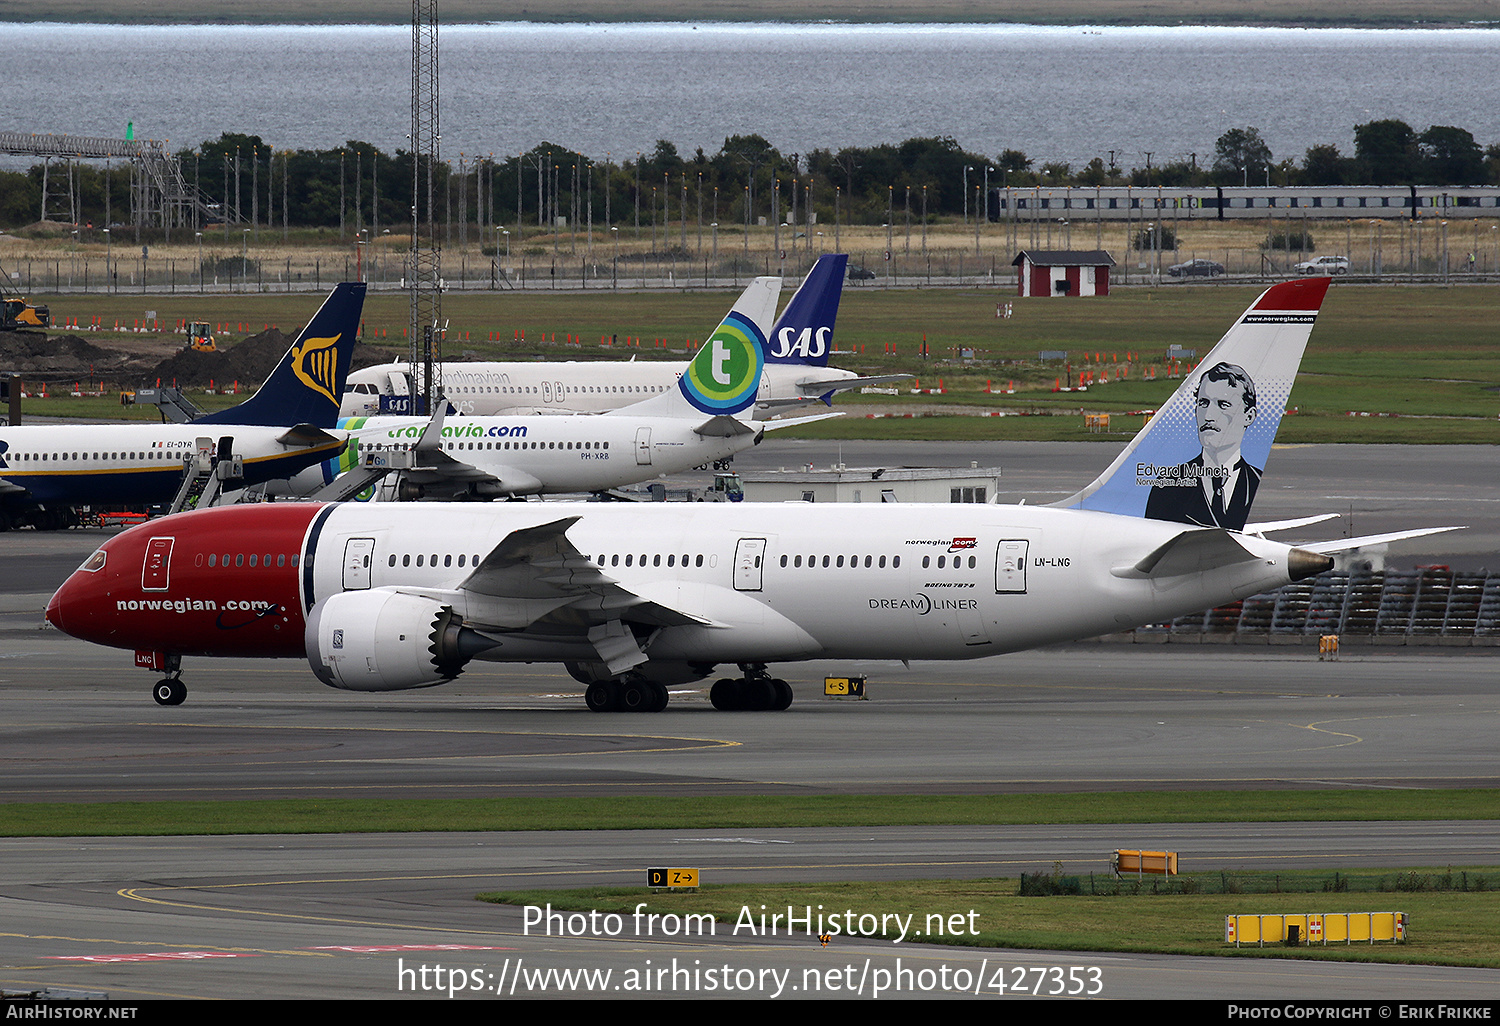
766, 253, 847, 366
1055, 277, 1329, 531
609, 276, 780, 419
198, 282, 367, 428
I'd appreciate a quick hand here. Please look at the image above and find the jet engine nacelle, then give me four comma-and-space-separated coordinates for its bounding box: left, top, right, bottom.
305, 588, 470, 691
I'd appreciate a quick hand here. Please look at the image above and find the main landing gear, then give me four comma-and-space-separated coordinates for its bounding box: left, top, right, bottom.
710, 665, 793, 712
584, 674, 669, 713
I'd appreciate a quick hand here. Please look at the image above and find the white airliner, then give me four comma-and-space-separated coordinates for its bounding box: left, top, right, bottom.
339, 254, 896, 419
47, 277, 1458, 709
281, 277, 836, 500
0, 283, 366, 531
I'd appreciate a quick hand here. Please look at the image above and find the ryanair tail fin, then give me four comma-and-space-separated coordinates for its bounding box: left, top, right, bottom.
610, 276, 781, 420
766, 254, 846, 365
198, 282, 367, 428
1056, 277, 1329, 531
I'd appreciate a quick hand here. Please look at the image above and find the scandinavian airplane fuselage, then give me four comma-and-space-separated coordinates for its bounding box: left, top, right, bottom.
341, 360, 857, 417
48, 501, 1307, 669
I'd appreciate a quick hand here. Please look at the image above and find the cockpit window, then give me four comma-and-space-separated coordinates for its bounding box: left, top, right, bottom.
80, 550, 106, 573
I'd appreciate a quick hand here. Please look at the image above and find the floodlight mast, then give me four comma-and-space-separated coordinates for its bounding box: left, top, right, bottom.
408, 0, 442, 413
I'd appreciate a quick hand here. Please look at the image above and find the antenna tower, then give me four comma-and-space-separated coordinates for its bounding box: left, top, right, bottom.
408, 0, 442, 412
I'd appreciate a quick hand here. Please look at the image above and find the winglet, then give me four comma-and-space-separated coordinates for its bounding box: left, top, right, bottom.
199, 282, 366, 429
1056, 277, 1329, 531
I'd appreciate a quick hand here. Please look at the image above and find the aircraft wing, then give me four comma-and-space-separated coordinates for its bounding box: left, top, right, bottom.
0, 475, 28, 496
459, 517, 714, 631
399, 452, 543, 497
799, 373, 912, 393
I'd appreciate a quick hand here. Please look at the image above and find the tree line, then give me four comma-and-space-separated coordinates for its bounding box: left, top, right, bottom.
1, 119, 1497, 234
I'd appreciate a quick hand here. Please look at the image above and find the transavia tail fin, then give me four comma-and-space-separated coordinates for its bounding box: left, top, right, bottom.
766, 253, 847, 366
609, 276, 781, 419
1055, 277, 1330, 531
199, 282, 367, 428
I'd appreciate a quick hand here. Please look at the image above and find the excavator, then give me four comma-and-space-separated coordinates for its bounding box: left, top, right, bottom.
0, 260, 49, 330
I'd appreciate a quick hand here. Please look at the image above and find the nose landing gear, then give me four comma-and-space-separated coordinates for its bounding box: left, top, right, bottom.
146, 652, 186, 706
152, 678, 187, 706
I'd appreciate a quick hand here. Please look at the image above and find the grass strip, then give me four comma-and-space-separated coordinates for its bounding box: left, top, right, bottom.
1, 790, 1498, 837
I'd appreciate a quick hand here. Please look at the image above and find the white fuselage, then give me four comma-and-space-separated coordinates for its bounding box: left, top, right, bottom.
284, 411, 761, 498
340, 360, 856, 417
302, 501, 1298, 665
0, 422, 345, 509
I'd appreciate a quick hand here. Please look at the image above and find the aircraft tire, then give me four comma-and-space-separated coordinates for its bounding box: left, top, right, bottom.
585, 682, 619, 712
742, 678, 775, 711
710, 678, 740, 711
647, 682, 669, 712
770, 679, 793, 711
619, 679, 651, 712
152, 680, 186, 706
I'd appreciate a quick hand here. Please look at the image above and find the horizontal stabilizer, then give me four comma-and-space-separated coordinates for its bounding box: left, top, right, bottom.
1303, 526, 1466, 554
798, 373, 913, 393
275, 424, 344, 449
760, 412, 844, 431
1243, 513, 1340, 536
1113, 528, 1257, 579
694, 415, 760, 438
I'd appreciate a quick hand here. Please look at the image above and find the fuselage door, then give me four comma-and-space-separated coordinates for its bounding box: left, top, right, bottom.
995, 539, 1028, 594
635, 427, 652, 466
343, 537, 376, 591
141, 536, 174, 592
542, 380, 553, 403
733, 537, 767, 591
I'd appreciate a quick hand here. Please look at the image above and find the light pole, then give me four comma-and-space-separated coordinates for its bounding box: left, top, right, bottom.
103, 228, 111, 294
241, 228, 250, 290
610, 226, 618, 289
196, 231, 203, 292
963, 165, 972, 223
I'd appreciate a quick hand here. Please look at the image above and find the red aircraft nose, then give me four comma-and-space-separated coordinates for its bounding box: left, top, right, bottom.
45, 587, 65, 633
47, 546, 111, 644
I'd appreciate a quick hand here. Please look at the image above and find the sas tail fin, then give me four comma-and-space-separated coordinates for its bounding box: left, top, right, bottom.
198, 282, 367, 428
610, 276, 781, 419
1056, 277, 1329, 531
766, 253, 847, 366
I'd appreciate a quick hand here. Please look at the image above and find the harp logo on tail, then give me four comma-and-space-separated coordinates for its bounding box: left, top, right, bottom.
292, 334, 344, 404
